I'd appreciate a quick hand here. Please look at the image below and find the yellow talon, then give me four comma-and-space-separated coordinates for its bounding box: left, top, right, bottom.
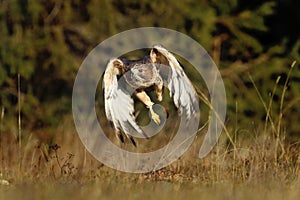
150, 106, 160, 125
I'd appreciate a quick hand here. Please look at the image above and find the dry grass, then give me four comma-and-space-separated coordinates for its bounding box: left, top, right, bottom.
0, 118, 299, 200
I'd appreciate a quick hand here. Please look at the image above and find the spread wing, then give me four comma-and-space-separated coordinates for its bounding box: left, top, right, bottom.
150, 45, 199, 119
103, 59, 148, 144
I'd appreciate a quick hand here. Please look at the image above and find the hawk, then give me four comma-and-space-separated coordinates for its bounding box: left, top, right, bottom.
103, 44, 199, 146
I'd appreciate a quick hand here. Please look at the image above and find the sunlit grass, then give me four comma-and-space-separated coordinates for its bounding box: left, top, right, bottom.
0, 118, 299, 200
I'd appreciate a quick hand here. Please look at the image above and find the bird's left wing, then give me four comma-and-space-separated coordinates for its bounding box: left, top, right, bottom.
103, 59, 148, 143
150, 45, 199, 119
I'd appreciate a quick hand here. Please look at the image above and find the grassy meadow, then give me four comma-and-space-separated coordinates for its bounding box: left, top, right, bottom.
0, 121, 299, 200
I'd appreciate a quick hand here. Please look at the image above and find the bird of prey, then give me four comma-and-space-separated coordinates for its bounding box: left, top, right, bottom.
103, 44, 199, 146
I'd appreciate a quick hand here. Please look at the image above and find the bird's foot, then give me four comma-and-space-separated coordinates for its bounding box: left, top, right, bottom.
150, 106, 160, 125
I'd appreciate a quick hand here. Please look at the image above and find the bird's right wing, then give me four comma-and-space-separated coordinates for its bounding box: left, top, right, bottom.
150, 45, 199, 119
103, 59, 148, 143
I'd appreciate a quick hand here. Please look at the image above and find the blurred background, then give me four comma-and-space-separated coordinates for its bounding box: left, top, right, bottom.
0, 0, 299, 144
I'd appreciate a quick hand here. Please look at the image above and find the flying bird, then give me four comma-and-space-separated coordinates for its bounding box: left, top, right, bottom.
103, 44, 199, 146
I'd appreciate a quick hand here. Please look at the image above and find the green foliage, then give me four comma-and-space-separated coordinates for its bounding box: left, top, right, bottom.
0, 0, 299, 139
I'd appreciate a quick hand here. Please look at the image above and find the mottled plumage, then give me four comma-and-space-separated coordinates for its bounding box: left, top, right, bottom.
103, 44, 199, 146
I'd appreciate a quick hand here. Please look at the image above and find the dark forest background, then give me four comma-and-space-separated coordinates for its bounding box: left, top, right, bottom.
0, 0, 299, 141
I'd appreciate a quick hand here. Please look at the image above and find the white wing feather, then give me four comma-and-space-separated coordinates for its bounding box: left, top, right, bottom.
152, 45, 199, 118
103, 59, 147, 140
